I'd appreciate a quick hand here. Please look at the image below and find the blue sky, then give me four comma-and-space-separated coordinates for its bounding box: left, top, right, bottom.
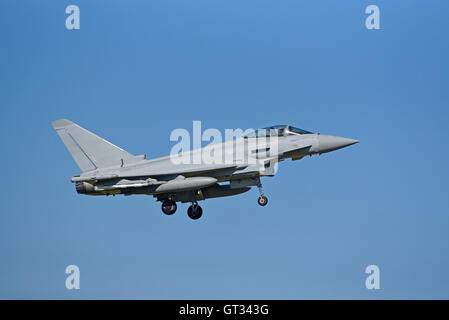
0, 0, 448, 299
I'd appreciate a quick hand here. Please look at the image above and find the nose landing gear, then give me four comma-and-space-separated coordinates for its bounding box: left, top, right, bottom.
258, 195, 268, 206
257, 180, 268, 206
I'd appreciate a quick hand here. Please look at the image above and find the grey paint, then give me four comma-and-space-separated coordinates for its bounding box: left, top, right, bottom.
52, 120, 358, 205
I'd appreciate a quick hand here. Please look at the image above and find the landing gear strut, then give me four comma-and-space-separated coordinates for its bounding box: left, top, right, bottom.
187, 202, 203, 220
161, 199, 177, 215
257, 180, 268, 206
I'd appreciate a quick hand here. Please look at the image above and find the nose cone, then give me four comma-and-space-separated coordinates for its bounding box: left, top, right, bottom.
317, 135, 359, 154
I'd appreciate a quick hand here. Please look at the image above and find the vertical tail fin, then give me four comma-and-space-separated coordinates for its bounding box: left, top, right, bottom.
52, 119, 133, 172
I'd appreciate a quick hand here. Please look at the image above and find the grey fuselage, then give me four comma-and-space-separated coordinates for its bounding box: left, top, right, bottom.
72, 131, 358, 203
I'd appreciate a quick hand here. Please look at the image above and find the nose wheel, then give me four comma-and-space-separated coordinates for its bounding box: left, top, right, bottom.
187, 203, 203, 220
161, 199, 177, 215
257, 180, 268, 206
258, 195, 268, 206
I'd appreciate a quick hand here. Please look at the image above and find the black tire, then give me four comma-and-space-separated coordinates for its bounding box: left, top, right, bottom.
161, 199, 177, 215
187, 204, 203, 220
257, 196, 268, 206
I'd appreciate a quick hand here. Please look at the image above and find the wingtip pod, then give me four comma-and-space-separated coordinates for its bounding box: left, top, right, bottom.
51, 119, 74, 130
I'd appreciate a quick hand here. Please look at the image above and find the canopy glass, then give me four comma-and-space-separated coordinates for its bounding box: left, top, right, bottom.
244, 125, 312, 138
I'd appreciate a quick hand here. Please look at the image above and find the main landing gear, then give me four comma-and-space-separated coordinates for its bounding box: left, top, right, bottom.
257, 180, 268, 206
161, 199, 203, 220
161, 199, 177, 215
161, 179, 267, 219
187, 202, 203, 220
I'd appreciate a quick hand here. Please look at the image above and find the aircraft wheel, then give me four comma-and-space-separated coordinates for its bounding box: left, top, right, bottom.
161, 199, 177, 215
257, 196, 268, 206
187, 204, 203, 220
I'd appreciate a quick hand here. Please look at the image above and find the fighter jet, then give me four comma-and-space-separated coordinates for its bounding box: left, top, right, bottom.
52, 119, 358, 220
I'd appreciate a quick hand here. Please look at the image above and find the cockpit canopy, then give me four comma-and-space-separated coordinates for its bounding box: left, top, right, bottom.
244, 125, 312, 138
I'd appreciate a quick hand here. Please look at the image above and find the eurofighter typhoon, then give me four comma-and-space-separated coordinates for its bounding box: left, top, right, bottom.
52, 119, 358, 220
